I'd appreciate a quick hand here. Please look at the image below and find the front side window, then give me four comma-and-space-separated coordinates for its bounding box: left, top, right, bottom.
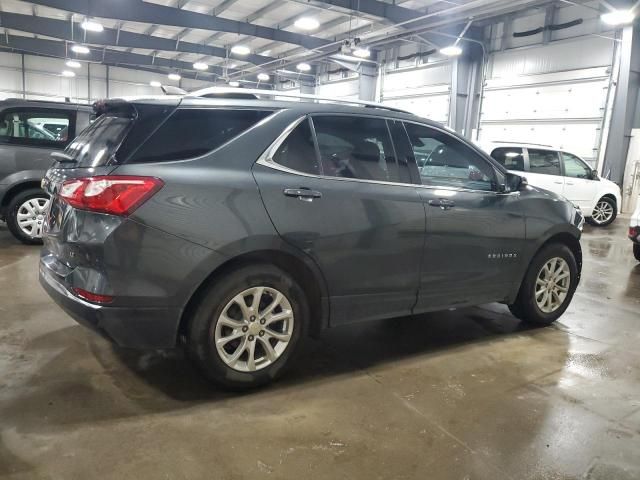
272, 118, 319, 175
528, 149, 561, 176
404, 122, 495, 191
129, 108, 273, 163
0, 109, 73, 147
561, 152, 592, 179
312, 115, 400, 183
490, 147, 525, 172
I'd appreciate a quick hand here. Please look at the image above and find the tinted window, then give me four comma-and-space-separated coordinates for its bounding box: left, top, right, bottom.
387, 120, 415, 184
490, 147, 525, 172
64, 115, 132, 167
562, 152, 591, 179
0, 109, 73, 147
404, 123, 495, 191
312, 115, 400, 182
130, 109, 272, 163
272, 119, 319, 175
528, 149, 561, 176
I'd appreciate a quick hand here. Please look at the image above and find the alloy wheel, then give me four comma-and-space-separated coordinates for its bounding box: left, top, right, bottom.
214, 286, 294, 372
16, 197, 49, 239
591, 200, 614, 225
535, 257, 571, 313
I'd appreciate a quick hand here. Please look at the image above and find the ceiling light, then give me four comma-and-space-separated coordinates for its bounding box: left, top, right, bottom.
228, 63, 238, 69
231, 45, 251, 55
71, 45, 90, 54
61, 70, 76, 78
260, 50, 271, 56
65, 60, 82, 68
193, 62, 208, 71
150, 81, 162, 87
601, 9, 635, 25
296, 62, 311, 72
228, 81, 240, 87
81, 19, 104, 32
294, 17, 320, 30
257, 73, 270, 81
168, 73, 181, 81
440, 45, 463, 57
352, 47, 371, 58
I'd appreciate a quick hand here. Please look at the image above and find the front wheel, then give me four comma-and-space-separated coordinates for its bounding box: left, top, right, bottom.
634, 244, 640, 262
6, 188, 50, 245
509, 243, 579, 325
186, 264, 308, 389
587, 197, 617, 227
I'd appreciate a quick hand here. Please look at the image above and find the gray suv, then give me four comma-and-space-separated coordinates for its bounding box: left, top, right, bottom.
39, 90, 584, 388
0, 99, 93, 243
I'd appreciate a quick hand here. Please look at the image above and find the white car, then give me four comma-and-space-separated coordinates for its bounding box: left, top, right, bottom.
482, 142, 621, 227
630, 196, 640, 262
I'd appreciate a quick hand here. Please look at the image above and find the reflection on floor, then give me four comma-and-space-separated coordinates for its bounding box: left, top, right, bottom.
1, 219, 639, 479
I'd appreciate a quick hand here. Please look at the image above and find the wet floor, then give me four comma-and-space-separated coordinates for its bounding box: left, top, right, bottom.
1, 219, 639, 479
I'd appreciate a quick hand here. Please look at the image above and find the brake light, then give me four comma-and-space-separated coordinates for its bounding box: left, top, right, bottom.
72, 288, 114, 304
59, 175, 163, 216
630, 226, 640, 240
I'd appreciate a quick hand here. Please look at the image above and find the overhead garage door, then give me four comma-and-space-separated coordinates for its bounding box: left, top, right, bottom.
381, 62, 451, 125
478, 36, 615, 165
317, 78, 359, 100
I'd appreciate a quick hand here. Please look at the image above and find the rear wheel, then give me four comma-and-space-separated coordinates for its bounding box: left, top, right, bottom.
634, 244, 640, 262
587, 197, 617, 227
6, 189, 50, 245
509, 243, 579, 325
186, 264, 308, 389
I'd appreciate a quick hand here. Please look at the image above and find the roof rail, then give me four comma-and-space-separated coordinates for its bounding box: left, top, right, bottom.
490, 140, 554, 148
187, 87, 412, 114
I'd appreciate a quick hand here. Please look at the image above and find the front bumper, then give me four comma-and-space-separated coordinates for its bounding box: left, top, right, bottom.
39, 260, 182, 349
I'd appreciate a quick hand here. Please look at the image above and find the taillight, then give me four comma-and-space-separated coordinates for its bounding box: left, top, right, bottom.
59, 175, 163, 216
72, 288, 114, 304
630, 226, 640, 240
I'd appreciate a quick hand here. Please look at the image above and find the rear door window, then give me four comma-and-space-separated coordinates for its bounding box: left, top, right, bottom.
129, 108, 273, 163
311, 115, 401, 183
0, 108, 74, 148
490, 147, 525, 171
528, 149, 561, 176
272, 118, 320, 175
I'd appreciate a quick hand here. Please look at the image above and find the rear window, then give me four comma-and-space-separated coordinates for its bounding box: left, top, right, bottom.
128, 108, 273, 163
64, 115, 132, 167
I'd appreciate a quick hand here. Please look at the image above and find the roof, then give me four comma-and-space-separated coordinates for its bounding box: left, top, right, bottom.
0, 98, 94, 111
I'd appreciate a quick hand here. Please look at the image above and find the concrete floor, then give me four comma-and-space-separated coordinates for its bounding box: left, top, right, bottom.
1, 220, 639, 480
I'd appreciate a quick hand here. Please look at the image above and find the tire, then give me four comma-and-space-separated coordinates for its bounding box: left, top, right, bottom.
186, 264, 309, 389
587, 197, 617, 227
508, 243, 579, 325
634, 244, 640, 262
5, 188, 50, 245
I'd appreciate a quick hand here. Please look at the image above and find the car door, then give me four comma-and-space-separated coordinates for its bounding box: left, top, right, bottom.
560, 151, 598, 211
525, 148, 564, 195
253, 114, 426, 326
403, 122, 526, 311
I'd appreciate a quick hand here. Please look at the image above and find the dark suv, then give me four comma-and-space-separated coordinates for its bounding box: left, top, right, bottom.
0, 99, 93, 243
39, 91, 584, 388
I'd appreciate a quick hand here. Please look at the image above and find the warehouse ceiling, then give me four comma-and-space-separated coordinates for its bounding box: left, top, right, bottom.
0, 0, 622, 84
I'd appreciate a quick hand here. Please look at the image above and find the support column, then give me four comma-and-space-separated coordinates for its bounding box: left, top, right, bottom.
299, 81, 316, 95
449, 43, 484, 139
358, 63, 378, 102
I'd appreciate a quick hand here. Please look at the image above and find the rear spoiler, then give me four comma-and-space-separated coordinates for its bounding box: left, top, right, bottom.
161, 85, 187, 96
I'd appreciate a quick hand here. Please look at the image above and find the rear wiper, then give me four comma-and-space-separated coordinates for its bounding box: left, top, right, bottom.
51, 151, 77, 164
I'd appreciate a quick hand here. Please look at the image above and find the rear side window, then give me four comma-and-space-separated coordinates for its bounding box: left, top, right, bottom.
0, 109, 74, 148
272, 119, 320, 175
129, 109, 272, 163
528, 149, 561, 176
312, 115, 400, 183
490, 147, 525, 172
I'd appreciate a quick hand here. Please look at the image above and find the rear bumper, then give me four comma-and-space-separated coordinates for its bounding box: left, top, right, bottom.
39, 260, 182, 349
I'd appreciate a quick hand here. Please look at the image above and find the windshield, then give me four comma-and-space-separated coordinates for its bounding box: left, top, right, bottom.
64, 115, 132, 167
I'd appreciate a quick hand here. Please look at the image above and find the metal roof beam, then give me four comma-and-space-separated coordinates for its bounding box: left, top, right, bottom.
27, 0, 331, 50
287, 0, 425, 26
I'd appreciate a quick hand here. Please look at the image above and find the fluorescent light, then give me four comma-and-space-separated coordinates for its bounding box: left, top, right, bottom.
228, 81, 240, 87
228, 63, 238, 69
294, 17, 319, 30
168, 73, 181, 81
440, 45, 462, 56
601, 9, 635, 25
150, 81, 162, 87
81, 19, 104, 32
257, 73, 270, 81
353, 47, 371, 58
61, 70, 76, 77
65, 60, 82, 68
260, 50, 271, 56
296, 62, 311, 72
193, 62, 208, 71
231, 45, 250, 55
71, 45, 90, 54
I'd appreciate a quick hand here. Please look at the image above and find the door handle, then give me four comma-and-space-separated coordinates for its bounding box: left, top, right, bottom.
283, 188, 322, 202
428, 198, 456, 210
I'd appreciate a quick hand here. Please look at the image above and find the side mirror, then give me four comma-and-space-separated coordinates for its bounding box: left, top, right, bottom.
590, 169, 599, 181
501, 172, 527, 192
